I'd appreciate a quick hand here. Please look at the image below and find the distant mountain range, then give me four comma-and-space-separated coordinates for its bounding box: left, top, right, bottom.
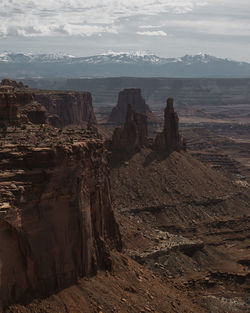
1, 51, 250, 78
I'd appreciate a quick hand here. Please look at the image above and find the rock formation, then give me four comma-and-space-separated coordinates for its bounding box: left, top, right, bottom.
108, 88, 152, 124
0, 86, 34, 126
154, 98, 186, 152
19, 101, 49, 125
0, 87, 18, 125
0, 89, 121, 309
0, 79, 25, 89
35, 91, 96, 126
111, 104, 148, 156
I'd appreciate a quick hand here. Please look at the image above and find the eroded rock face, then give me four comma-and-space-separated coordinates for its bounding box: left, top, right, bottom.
0, 123, 121, 308
108, 88, 152, 124
0, 79, 25, 89
0, 88, 18, 125
154, 98, 186, 152
19, 101, 48, 125
0, 87, 34, 126
112, 104, 148, 156
35, 92, 96, 126
0, 87, 51, 128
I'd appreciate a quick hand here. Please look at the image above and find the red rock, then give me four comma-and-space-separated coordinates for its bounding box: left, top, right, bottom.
108, 88, 152, 124
0, 126, 122, 308
47, 114, 63, 128
26, 107, 47, 124
15, 91, 34, 106
35, 91, 96, 126
0, 88, 19, 125
111, 104, 148, 156
154, 98, 186, 152
0, 79, 25, 89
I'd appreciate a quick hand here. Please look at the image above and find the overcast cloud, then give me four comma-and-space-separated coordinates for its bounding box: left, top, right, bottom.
0, 0, 250, 61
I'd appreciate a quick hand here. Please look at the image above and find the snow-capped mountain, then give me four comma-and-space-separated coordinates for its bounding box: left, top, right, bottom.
79, 51, 166, 65
0, 51, 168, 64
1, 51, 250, 78
0, 52, 75, 63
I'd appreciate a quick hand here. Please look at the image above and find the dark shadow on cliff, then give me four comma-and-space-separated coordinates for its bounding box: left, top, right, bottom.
142, 149, 173, 167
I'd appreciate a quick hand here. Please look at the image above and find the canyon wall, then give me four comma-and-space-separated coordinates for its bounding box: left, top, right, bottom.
63, 77, 250, 108
0, 86, 34, 125
0, 79, 25, 89
108, 88, 153, 124
35, 91, 96, 126
0, 89, 121, 309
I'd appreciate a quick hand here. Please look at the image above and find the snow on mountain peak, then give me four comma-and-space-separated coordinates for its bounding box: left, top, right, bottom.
0, 51, 243, 66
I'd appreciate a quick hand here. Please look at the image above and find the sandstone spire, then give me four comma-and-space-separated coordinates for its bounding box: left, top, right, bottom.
108, 88, 151, 124
154, 98, 186, 152
112, 104, 148, 156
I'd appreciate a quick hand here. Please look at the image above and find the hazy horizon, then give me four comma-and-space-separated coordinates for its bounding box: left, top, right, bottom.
1, 1, 250, 62
0, 50, 250, 64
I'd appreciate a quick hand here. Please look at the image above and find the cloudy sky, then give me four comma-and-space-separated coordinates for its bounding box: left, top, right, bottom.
0, 0, 250, 61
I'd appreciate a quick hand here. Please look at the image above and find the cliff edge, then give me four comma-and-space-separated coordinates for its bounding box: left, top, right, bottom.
0, 87, 121, 309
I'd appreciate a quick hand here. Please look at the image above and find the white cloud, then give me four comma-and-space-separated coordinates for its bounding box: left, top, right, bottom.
136, 30, 168, 36
0, 0, 208, 37
164, 18, 250, 37
139, 25, 165, 29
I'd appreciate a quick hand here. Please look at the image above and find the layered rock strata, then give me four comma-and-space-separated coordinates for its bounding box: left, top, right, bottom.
0, 92, 121, 308
0, 86, 34, 125
111, 97, 185, 158
108, 88, 152, 124
111, 104, 148, 156
155, 98, 186, 152
35, 92, 96, 126
0, 79, 25, 89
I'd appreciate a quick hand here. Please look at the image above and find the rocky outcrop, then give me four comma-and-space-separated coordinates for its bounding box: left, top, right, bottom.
0, 87, 18, 125
108, 88, 152, 124
19, 102, 48, 125
0, 87, 34, 126
0, 86, 65, 127
154, 98, 186, 152
1, 79, 25, 89
47, 114, 63, 128
111, 104, 148, 156
35, 92, 96, 126
0, 112, 121, 308
0, 87, 54, 128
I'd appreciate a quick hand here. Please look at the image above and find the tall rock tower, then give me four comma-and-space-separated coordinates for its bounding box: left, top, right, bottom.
154, 98, 186, 152
108, 88, 152, 124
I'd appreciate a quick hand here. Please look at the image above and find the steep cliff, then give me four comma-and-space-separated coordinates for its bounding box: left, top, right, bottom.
0, 79, 25, 89
111, 104, 148, 158
35, 91, 96, 126
0, 86, 34, 125
154, 98, 186, 152
108, 88, 154, 124
0, 93, 121, 308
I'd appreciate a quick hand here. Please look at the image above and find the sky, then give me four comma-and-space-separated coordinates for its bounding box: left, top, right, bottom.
0, 0, 250, 61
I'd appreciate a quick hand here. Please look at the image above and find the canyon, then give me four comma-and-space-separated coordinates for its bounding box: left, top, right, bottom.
0, 79, 249, 313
